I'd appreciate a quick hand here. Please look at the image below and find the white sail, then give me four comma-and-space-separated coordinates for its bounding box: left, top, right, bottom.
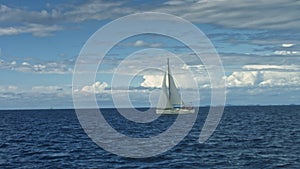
168, 68, 182, 106
157, 72, 172, 109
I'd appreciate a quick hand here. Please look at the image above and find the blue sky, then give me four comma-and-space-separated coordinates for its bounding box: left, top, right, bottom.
0, 0, 299, 109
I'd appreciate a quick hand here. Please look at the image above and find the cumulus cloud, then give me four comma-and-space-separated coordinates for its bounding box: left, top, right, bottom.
225, 71, 260, 87
140, 70, 202, 89
79, 81, 108, 94
259, 71, 300, 87
225, 64, 300, 88
136, 63, 300, 90
139, 62, 300, 91
282, 43, 295, 48
141, 75, 163, 88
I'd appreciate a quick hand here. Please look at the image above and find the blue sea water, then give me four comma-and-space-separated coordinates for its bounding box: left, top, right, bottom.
0, 106, 299, 168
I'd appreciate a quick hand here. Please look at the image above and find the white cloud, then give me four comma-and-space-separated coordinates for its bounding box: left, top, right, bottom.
0, 59, 72, 74
0, 4, 63, 36
0, 84, 73, 109
164, 0, 187, 6
0, 85, 18, 92
140, 71, 201, 89
225, 65, 300, 88
259, 71, 300, 87
31, 86, 64, 93
141, 75, 163, 88
282, 43, 294, 48
63, 1, 130, 22
0, 84, 70, 95
133, 40, 162, 48
80, 81, 108, 94
0, 24, 62, 37
157, 0, 300, 31
225, 71, 259, 87
25, 62, 71, 74
11, 61, 16, 65
274, 50, 300, 55
134, 40, 147, 47
1, 0, 300, 38
243, 64, 300, 71
21, 62, 30, 66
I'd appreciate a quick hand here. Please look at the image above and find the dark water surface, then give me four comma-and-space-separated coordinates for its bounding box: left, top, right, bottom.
0, 106, 299, 168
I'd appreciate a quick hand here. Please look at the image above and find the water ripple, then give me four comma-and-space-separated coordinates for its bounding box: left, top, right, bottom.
0, 106, 299, 168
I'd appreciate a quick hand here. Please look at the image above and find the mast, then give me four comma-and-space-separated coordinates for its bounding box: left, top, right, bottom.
167, 58, 171, 101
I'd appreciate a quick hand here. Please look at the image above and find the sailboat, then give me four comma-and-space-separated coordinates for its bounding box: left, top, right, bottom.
156, 59, 195, 114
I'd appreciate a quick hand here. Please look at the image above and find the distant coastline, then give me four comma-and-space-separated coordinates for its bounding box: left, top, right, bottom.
0, 104, 299, 111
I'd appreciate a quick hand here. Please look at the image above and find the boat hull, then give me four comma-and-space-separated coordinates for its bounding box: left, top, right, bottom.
156, 108, 195, 114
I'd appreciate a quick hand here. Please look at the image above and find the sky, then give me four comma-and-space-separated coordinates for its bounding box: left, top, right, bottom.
0, 0, 299, 109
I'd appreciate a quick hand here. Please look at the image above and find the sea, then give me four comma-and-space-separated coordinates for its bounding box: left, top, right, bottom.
0, 105, 299, 168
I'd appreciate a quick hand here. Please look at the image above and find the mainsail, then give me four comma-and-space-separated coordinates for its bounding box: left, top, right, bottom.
157, 72, 172, 109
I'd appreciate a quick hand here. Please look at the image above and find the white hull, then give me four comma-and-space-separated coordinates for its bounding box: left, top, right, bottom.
156, 108, 195, 114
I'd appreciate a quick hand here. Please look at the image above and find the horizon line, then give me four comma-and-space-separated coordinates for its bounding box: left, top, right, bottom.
0, 104, 299, 111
